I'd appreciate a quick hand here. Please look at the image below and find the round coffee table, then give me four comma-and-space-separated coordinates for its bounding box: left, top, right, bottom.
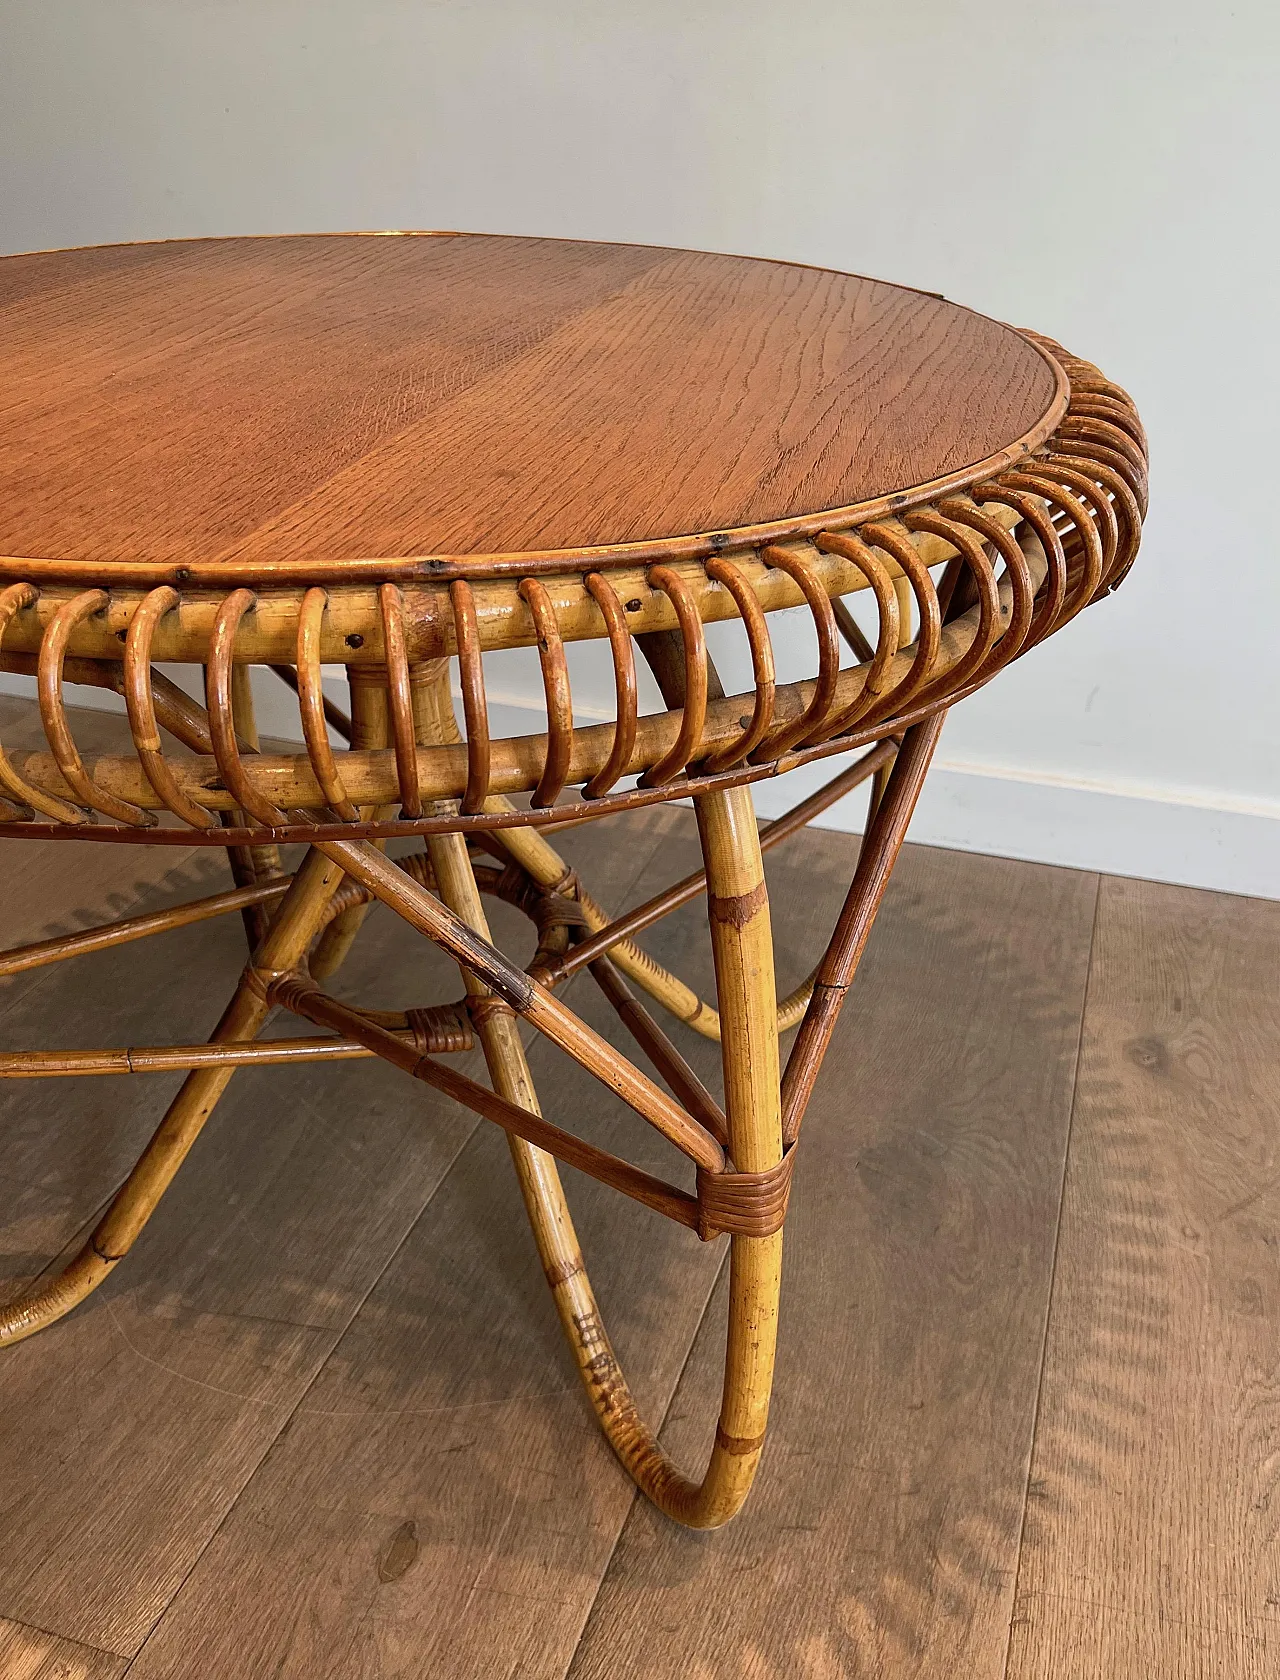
0, 233, 1145, 1527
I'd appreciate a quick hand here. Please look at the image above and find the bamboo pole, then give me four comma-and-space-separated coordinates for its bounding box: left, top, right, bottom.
0, 1036, 377, 1077
547, 742, 895, 984
780, 711, 947, 1145
311, 834, 725, 1171
411, 663, 783, 1525
0, 519, 1016, 666
224, 662, 283, 944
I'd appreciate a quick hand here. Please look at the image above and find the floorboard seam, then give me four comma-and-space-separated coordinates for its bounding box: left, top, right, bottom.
999, 870, 1103, 1680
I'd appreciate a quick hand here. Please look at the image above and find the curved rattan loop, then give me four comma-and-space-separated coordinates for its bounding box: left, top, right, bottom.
1070, 379, 1137, 416
39, 591, 156, 826
1021, 335, 1144, 446
1053, 436, 1148, 529
639, 565, 708, 788
207, 590, 286, 827
449, 578, 491, 814
518, 577, 573, 808
809, 531, 901, 733
1045, 451, 1144, 585
582, 571, 638, 799
0, 583, 86, 823
1068, 394, 1147, 454
936, 496, 1036, 670
901, 511, 1003, 696
1027, 459, 1121, 592
699, 557, 776, 772
1074, 375, 1135, 407
839, 523, 944, 728
124, 586, 218, 829
968, 483, 1069, 648
754, 546, 840, 756
1058, 416, 1149, 506
999, 468, 1104, 623
377, 583, 423, 819
296, 589, 358, 822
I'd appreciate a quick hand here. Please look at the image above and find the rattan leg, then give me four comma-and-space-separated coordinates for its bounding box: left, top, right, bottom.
424, 779, 781, 1527
0, 845, 347, 1346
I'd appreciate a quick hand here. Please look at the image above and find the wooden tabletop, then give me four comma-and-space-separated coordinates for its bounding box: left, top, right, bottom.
0, 233, 1062, 569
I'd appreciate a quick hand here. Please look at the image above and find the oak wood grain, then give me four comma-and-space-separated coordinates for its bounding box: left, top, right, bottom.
0, 235, 1057, 565
0, 1615, 127, 1680
1005, 878, 1280, 1680
568, 844, 1099, 1680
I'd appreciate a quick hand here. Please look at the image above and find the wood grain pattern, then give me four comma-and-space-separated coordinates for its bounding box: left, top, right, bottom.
568, 844, 1099, 1679
0, 235, 1057, 565
0, 1615, 126, 1680
1005, 878, 1280, 1680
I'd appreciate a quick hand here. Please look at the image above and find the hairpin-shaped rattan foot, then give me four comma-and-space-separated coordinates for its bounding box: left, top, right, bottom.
0, 234, 1145, 1526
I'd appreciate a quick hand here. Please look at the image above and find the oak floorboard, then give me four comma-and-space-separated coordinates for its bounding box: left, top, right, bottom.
568, 846, 1099, 1680
1004, 878, 1280, 1679
119, 803, 851, 1679
0, 906, 479, 1655
0, 1615, 128, 1680
0, 790, 664, 1656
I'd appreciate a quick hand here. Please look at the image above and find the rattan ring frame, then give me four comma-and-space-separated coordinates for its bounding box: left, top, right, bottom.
0, 332, 1146, 1528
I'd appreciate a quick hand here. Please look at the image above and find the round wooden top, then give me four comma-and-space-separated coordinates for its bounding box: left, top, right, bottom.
0, 234, 1063, 573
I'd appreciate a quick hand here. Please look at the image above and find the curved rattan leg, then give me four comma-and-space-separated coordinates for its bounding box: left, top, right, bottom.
0, 846, 347, 1347
429, 776, 782, 1527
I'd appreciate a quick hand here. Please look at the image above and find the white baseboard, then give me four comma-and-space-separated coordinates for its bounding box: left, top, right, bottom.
753, 755, 1280, 903
4, 672, 1275, 901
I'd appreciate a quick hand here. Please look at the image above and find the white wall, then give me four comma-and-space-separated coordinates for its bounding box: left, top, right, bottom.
3, 1, 1277, 895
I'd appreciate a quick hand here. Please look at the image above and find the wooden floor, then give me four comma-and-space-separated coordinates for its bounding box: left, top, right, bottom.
1, 699, 1277, 1678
